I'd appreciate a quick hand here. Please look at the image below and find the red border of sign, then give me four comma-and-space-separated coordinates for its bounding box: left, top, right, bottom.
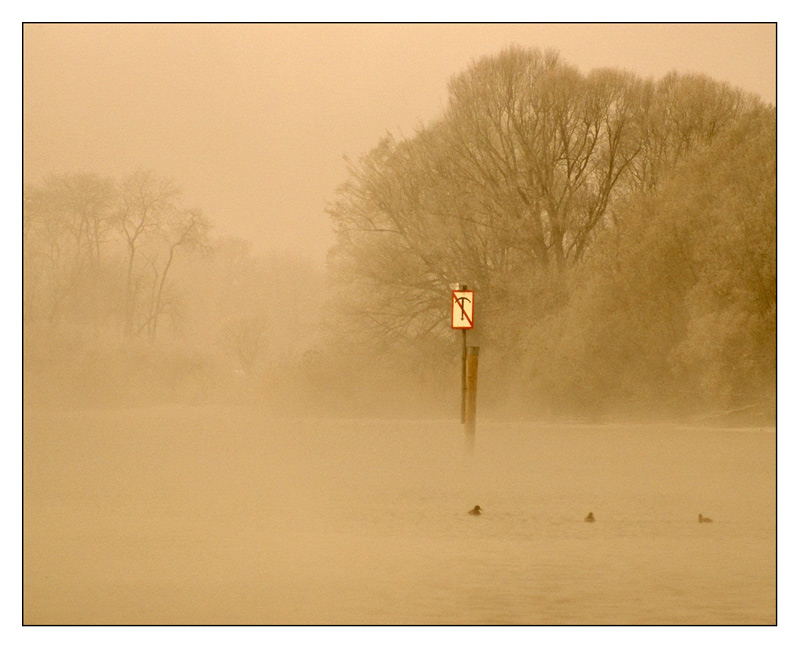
451, 290, 474, 329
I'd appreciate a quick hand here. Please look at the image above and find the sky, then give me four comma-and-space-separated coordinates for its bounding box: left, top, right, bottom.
23, 23, 776, 265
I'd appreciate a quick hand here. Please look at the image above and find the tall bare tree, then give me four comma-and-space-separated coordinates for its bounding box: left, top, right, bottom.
113, 170, 210, 340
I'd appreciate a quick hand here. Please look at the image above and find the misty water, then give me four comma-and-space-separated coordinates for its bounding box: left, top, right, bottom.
24, 406, 775, 625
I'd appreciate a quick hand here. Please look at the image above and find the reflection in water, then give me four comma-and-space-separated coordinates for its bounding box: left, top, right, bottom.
24, 407, 776, 624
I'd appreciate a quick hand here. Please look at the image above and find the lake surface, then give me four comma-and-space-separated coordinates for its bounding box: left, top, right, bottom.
23, 406, 776, 624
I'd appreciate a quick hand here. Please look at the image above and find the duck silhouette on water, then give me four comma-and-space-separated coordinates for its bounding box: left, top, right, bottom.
698, 514, 713, 523
468, 505, 482, 516
584, 512, 595, 523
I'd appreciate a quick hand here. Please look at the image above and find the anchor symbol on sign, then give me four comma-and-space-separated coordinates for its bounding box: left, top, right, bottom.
455, 295, 471, 322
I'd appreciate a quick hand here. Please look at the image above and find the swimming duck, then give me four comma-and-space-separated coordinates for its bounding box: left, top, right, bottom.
584, 512, 595, 523
698, 514, 712, 523
468, 505, 482, 516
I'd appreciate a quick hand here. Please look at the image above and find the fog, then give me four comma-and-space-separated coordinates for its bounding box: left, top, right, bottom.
23, 24, 776, 626
23, 24, 775, 262
25, 409, 775, 624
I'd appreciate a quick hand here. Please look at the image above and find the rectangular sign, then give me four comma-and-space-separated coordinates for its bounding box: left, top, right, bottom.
451, 290, 474, 329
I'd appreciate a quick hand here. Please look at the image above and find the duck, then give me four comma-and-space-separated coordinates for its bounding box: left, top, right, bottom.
584, 512, 595, 523
698, 514, 713, 523
468, 505, 482, 516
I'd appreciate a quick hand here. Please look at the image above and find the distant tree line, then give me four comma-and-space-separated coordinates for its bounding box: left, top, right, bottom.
327, 47, 776, 419
23, 170, 326, 407
24, 169, 211, 342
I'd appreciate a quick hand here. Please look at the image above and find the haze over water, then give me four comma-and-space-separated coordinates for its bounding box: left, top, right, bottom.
24, 406, 775, 624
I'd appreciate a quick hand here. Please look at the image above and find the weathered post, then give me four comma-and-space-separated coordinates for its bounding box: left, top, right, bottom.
461, 328, 467, 423
460, 284, 468, 423
464, 346, 479, 455
451, 284, 474, 422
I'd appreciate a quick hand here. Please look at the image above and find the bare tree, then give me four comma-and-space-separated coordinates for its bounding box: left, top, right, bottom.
441, 50, 645, 270
144, 208, 211, 341
113, 170, 210, 340
328, 48, 645, 345
23, 174, 116, 327
115, 170, 181, 336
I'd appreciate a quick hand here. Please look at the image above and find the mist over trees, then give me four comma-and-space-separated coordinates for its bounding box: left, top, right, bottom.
23, 47, 775, 422
23, 170, 328, 408
327, 47, 775, 421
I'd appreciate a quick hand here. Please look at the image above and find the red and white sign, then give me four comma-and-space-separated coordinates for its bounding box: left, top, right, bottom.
451, 290, 474, 329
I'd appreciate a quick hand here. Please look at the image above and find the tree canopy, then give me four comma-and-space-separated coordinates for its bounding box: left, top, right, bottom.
327, 46, 775, 418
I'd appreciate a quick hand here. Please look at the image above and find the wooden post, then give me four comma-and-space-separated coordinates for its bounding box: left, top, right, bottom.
459, 284, 467, 423
464, 346, 479, 455
460, 328, 467, 423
